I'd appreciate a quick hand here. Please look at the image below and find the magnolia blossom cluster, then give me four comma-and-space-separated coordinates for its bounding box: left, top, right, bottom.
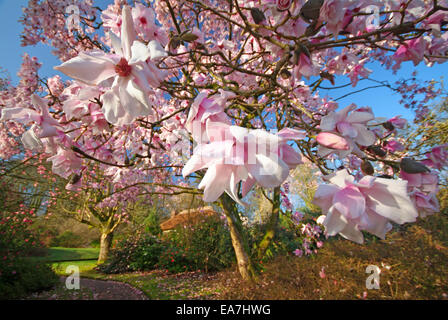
182, 91, 304, 206
55, 5, 167, 126
316, 104, 376, 158
400, 170, 440, 218
291, 213, 326, 257
20, 0, 98, 61
313, 169, 419, 244
0, 0, 447, 246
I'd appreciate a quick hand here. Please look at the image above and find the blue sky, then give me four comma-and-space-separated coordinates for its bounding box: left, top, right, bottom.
0, 0, 446, 121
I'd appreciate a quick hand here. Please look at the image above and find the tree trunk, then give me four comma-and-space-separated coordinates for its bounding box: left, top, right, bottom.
257, 187, 281, 260
98, 231, 113, 264
221, 193, 258, 282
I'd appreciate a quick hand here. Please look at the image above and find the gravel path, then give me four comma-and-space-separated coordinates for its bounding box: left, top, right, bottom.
29, 277, 149, 300
67, 277, 149, 300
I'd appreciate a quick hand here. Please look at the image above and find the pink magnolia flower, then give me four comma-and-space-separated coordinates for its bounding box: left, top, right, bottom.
183, 124, 304, 205
318, 104, 376, 158
384, 140, 405, 153
185, 90, 235, 143
319, 0, 347, 36
422, 144, 448, 170
293, 53, 320, 80
54, 6, 167, 126
400, 171, 439, 194
61, 82, 102, 120
422, 11, 448, 35
387, 116, 407, 129
393, 37, 428, 70
276, 0, 293, 11
348, 64, 372, 87
0, 94, 61, 150
101, 0, 122, 36
47, 147, 83, 179
411, 190, 439, 218
313, 169, 418, 244
132, 3, 168, 45
316, 132, 350, 151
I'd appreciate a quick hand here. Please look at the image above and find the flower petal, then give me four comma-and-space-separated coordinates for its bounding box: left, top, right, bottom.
109, 32, 123, 55
129, 41, 151, 64
339, 223, 364, 244
248, 153, 289, 188
21, 125, 43, 150
313, 184, 340, 213
323, 208, 348, 236
317, 132, 350, 150
199, 164, 232, 202
346, 111, 374, 123
182, 154, 207, 177
148, 40, 168, 60
351, 123, 376, 146
363, 177, 418, 224
121, 5, 137, 61
0, 107, 40, 123
333, 185, 365, 220
54, 52, 116, 86
277, 128, 306, 141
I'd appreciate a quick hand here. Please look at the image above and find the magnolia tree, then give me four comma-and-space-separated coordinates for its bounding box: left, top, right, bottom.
1, 0, 448, 281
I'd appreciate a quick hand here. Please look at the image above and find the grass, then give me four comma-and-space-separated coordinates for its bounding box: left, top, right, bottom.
43, 247, 99, 262
28, 247, 100, 278
52, 260, 99, 275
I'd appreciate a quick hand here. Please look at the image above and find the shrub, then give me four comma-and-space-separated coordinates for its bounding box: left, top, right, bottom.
0, 258, 58, 300
97, 233, 164, 274
143, 207, 162, 237
247, 222, 301, 262
165, 216, 235, 272
0, 208, 58, 299
157, 243, 195, 273
49, 231, 84, 248
89, 239, 100, 248
99, 216, 235, 274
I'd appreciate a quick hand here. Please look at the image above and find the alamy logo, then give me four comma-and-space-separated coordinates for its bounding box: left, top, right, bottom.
66, 4, 81, 32
65, 265, 80, 290
365, 265, 381, 290
364, 5, 380, 30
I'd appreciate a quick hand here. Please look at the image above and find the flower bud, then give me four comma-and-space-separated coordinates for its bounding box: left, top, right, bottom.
382, 122, 395, 131
400, 158, 430, 174
366, 145, 387, 158
300, 0, 324, 23
277, 0, 292, 11
280, 68, 292, 79
181, 32, 199, 42
316, 132, 350, 150
250, 8, 266, 24
69, 173, 81, 185
361, 160, 374, 176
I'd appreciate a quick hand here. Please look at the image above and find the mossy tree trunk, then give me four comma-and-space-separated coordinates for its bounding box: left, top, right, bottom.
98, 230, 113, 264
220, 193, 258, 282
257, 187, 281, 260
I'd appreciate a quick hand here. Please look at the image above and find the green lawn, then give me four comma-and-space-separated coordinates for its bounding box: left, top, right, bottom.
52, 260, 99, 275
44, 247, 100, 262
28, 247, 100, 277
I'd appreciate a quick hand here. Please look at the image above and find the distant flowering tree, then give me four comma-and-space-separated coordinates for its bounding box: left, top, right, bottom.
1, 0, 448, 281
